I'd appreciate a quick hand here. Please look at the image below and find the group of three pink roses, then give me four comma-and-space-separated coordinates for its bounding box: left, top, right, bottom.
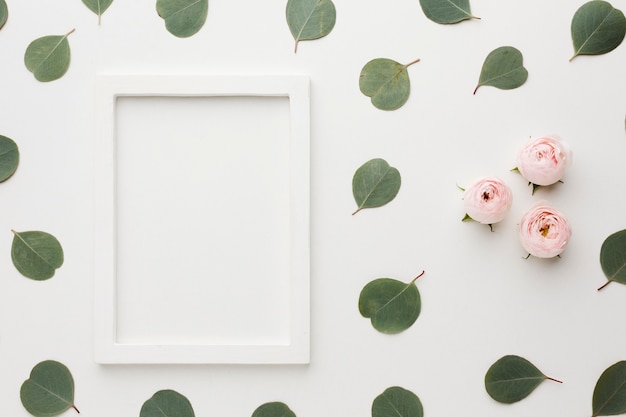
463, 135, 571, 258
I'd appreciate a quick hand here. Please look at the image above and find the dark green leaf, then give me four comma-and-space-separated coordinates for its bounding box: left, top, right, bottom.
599, 229, 626, 290
592, 361, 626, 417
140, 390, 195, 417
359, 58, 420, 110
286, 0, 336, 53
81, 0, 114, 24
0, 0, 7, 30
418, 0, 478, 24
352, 158, 401, 215
20, 360, 78, 417
359, 272, 425, 334
570, 0, 626, 61
252, 402, 296, 417
156, 0, 208, 38
11, 230, 64, 281
485, 355, 561, 403
473, 46, 528, 94
24, 29, 74, 82
373, 387, 423, 417
0, 135, 19, 182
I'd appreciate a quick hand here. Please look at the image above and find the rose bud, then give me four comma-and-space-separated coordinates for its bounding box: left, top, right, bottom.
462, 176, 513, 230
515, 135, 571, 192
519, 202, 571, 258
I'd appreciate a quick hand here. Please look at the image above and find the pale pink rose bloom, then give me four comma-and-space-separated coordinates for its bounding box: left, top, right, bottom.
519, 202, 571, 258
463, 177, 512, 225
517, 135, 571, 186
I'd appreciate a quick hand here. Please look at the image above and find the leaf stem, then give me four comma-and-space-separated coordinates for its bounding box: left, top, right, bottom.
66, 28, 76, 37
411, 270, 425, 284
404, 58, 421, 68
473, 84, 481, 95
545, 376, 563, 384
597, 280, 612, 291
72, 404, 80, 413
352, 207, 362, 216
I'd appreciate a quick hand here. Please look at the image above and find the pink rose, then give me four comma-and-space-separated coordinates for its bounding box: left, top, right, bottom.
519, 202, 571, 258
463, 177, 512, 226
516, 135, 571, 187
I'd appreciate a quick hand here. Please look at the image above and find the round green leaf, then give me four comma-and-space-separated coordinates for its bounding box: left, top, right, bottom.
473, 46, 528, 94
24, 29, 74, 82
11, 230, 64, 281
0, 135, 19, 182
252, 402, 296, 417
20, 360, 78, 417
373, 387, 423, 417
286, 0, 336, 53
419, 0, 478, 24
0, 0, 8, 30
140, 389, 195, 417
485, 355, 561, 404
359, 58, 420, 110
81, 0, 114, 24
570, 0, 626, 61
358, 272, 424, 334
352, 158, 401, 215
598, 229, 626, 290
592, 361, 626, 417
156, 0, 208, 38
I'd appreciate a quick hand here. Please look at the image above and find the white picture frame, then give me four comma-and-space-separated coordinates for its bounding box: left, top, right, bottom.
93, 74, 310, 364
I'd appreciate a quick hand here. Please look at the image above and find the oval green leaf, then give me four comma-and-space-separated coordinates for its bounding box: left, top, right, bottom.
0, 0, 8, 30
20, 360, 78, 417
140, 390, 195, 417
592, 361, 626, 417
360, 58, 420, 110
156, 0, 208, 38
0, 135, 19, 182
24, 29, 74, 82
352, 158, 401, 215
11, 230, 64, 281
485, 355, 562, 403
570, 0, 626, 61
82, 0, 114, 24
373, 387, 423, 417
598, 229, 626, 290
286, 0, 336, 53
252, 402, 296, 417
418, 0, 478, 24
473, 46, 528, 94
358, 272, 424, 334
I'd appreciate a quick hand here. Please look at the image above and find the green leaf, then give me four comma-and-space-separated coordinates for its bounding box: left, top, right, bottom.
473, 46, 528, 94
570, 0, 626, 61
0, 0, 8, 30
358, 271, 425, 334
352, 158, 401, 215
418, 0, 478, 24
156, 0, 208, 38
372, 387, 423, 417
360, 58, 420, 110
24, 29, 74, 82
140, 390, 195, 417
11, 230, 64, 281
286, 0, 336, 53
598, 229, 626, 290
0, 135, 19, 182
592, 361, 626, 417
20, 360, 78, 417
485, 355, 562, 403
252, 402, 296, 417
81, 0, 114, 24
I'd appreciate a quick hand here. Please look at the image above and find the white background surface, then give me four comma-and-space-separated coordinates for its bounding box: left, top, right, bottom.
0, 0, 624, 416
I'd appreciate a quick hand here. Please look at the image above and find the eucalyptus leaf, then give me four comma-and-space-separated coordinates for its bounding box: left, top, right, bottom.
592, 361, 626, 417
24, 29, 74, 82
485, 355, 562, 403
352, 158, 401, 215
570, 0, 626, 61
419, 0, 478, 24
156, 0, 208, 38
20, 360, 79, 417
598, 229, 626, 290
0, 0, 7, 30
252, 402, 296, 417
11, 230, 64, 281
360, 58, 420, 110
373, 387, 423, 417
0, 135, 19, 182
81, 0, 114, 24
140, 389, 195, 417
359, 271, 425, 334
473, 46, 528, 94
286, 0, 336, 53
